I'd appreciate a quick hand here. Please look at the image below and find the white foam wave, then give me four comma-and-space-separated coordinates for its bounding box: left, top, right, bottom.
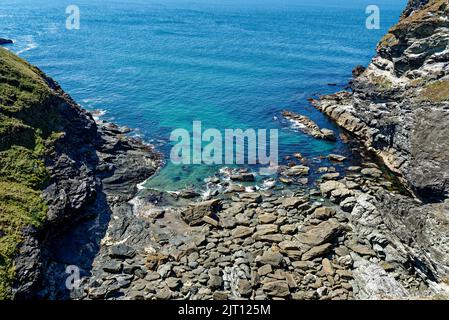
16, 35, 38, 55
136, 180, 148, 191
91, 109, 107, 120
288, 118, 307, 130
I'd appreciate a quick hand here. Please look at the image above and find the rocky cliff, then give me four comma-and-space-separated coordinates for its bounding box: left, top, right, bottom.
314, 0, 449, 200
0, 47, 161, 299
312, 0, 449, 289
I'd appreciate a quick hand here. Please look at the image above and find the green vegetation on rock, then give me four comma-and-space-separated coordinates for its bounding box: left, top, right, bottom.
368, 73, 394, 91
0, 47, 59, 299
377, 0, 448, 51
396, 0, 448, 28
419, 79, 449, 103
377, 33, 399, 50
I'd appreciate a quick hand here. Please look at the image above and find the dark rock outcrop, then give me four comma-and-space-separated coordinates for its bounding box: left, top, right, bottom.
3, 52, 162, 299
352, 65, 366, 78
0, 38, 13, 45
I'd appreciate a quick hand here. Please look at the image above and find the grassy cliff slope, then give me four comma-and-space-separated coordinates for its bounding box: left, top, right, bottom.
0, 47, 62, 299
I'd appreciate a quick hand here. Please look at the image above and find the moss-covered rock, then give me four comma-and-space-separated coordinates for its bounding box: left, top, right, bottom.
0, 182, 47, 299
0, 47, 59, 299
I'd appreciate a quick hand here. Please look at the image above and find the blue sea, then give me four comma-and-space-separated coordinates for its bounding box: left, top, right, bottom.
0, 0, 406, 191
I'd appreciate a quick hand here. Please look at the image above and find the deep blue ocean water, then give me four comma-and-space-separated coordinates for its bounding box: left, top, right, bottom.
1, 0, 406, 190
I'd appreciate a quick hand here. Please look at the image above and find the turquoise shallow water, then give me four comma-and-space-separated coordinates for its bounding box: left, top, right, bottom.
1, 0, 406, 190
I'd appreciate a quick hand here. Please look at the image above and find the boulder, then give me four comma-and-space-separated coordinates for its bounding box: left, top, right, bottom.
321, 129, 337, 141
207, 275, 223, 290
285, 165, 310, 177
258, 213, 277, 224
202, 215, 219, 227
297, 219, 342, 246
232, 226, 254, 239
302, 243, 332, 261
328, 154, 347, 162
322, 258, 335, 276
282, 196, 308, 209
256, 250, 284, 267
262, 280, 290, 297
258, 264, 273, 276
361, 168, 383, 178
348, 243, 377, 257
320, 181, 347, 196
108, 244, 136, 259
237, 279, 253, 297
103, 260, 123, 273
219, 213, 237, 229
253, 224, 278, 238
182, 199, 222, 226
279, 176, 293, 184
239, 193, 262, 203
311, 207, 336, 220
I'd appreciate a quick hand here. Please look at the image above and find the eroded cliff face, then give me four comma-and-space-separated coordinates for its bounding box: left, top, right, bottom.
312, 0, 449, 289
314, 0, 449, 200
0, 47, 161, 299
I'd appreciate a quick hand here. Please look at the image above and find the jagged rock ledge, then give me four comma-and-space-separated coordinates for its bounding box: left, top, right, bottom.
282, 111, 336, 141
29, 117, 163, 299
312, 0, 449, 201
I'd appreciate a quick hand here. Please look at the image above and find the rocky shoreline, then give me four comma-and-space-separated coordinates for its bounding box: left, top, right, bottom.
24, 119, 163, 299
3, 0, 449, 301
42, 149, 447, 300
53, 0, 448, 300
